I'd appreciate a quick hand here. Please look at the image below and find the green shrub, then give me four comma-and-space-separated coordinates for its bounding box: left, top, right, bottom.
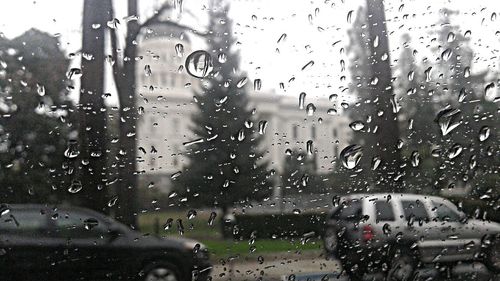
225, 213, 328, 239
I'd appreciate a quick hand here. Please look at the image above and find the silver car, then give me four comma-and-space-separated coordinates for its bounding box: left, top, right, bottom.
323, 193, 500, 280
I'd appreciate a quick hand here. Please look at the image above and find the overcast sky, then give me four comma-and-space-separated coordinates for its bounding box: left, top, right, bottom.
1, 0, 499, 104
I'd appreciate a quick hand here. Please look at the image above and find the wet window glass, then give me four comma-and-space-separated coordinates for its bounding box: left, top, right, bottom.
0, 0, 499, 280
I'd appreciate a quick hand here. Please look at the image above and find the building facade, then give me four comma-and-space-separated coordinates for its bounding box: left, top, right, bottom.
135, 28, 352, 194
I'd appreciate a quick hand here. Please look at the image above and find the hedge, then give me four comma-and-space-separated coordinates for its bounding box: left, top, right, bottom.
223, 213, 328, 239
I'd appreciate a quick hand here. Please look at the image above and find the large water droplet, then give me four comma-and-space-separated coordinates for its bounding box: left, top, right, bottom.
435, 108, 461, 136
424, 67, 432, 82
36, 84, 45, 96
484, 82, 495, 98
347, 10, 353, 23
301, 60, 314, 71
163, 218, 173, 230
67, 68, 82, 80
441, 48, 452, 61
349, 121, 365, 131
478, 126, 490, 142
340, 144, 363, 169
68, 180, 82, 194
107, 196, 118, 207
258, 120, 268, 135
208, 212, 217, 226
237, 77, 248, 88
144, 65, 152, 76
411, 151, 420, 167
464, 67, 470, 78
447, 32, 455, 42
306, 103, 316, 116
306, 140, 313, 155
448, 144, 463, 159
371, 156, 381, 170
298, 92, 306, 109
185, 50, 213, 78
254, 79, 262, 91
187, 209, 197, 220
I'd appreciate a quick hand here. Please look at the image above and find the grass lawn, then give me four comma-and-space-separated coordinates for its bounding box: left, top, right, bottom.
138, 210, 323, 259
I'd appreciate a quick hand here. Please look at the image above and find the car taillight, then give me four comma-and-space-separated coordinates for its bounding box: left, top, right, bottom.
362, 225, 374, 242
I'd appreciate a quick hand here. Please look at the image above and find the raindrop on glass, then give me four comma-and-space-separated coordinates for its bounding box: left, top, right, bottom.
435, 108, 461, 136
478, 126, 490, 142
340, 144, 363, 169
175, 43, 184, 57
185, 50, 213, 78
299, 92, 306, 109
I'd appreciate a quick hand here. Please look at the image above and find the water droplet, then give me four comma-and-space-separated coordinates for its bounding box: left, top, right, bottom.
349, 121, 365, 131
469, 155, 477, 170
478, 126, 490, 142
68, 180, 82, 194
171, 171, 182, 180
407, 71, 414, 81
144, 65, 152, 76
175, 43, 184, 57
36, 84, 45, 96
373, 35, 379, 48
484, 82, 495, 98
217, 52, 227, 63
341, 102, 349, 109
371, 156, 381, 170
340, 144, 363, 169
306, 103, 316, 116
301, 60, 314, 71
370, 77, 379, 85
448, 144, 463, 159
492, 12, 497, 21
292, 209, 301, 214
185, 50, 213, 78
306, 140, 313, 155
83, 218, 99, 230
187, 209, 197, 220
435, 108, 461, 136
464, 67, 470, 78
329, 94, 338, 102
458, 88, 467, 102
411, 151, 420, 167
299, 92, 306, 109
347, 10, 353, 23
183, 138, 204, 147
258, 120, 268, 135
208, 212, 217, 226
447, 32, 455, 42
441, 48, 452, 61
107, 196, 118, 207
277, 33, 287, 43
238, 129, 245, 141
237, 77, 248, 88
163, 218, 173, 230
424, 67, 432, 82
177, 219, 185, 235
254, 79, 262, 91
327, 108, 337, 115
67, 68, 82, 80
64, 145, 80, 159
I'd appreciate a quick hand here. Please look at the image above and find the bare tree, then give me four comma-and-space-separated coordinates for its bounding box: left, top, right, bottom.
109, 1, 194, 227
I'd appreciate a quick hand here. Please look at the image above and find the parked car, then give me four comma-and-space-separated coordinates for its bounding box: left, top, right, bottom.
323, 193, 500, 280
0, 204, 211, 281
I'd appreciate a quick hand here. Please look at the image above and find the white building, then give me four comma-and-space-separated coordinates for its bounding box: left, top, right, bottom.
135, 26, 352, 194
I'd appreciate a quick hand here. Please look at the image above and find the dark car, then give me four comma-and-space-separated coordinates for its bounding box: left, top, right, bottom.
0, 204, 211, 281
323, 194, 500, 281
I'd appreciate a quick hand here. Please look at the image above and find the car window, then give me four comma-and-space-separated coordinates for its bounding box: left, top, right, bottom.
374, 201, 395, 222
332, 200, 362, 221
431, 200, 461, 222
0, 210, 48, 237
53, 211, 109, 239
401, 200, 429, 224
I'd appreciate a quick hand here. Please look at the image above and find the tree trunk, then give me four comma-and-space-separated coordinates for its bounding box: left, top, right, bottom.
114, 0, 140, 228
78, 0, 112, 212
365, 0, 402, 190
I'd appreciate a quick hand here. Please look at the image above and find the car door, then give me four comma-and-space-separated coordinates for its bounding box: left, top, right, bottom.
428, 198, 479, 262
398, 199, 435, 262
0, 208, 56, 280
50, 208, 117, 280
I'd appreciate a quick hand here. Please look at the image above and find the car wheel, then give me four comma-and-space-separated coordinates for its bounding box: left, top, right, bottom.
386, 255, 416, 281
486, 241, 500, 273
143, 261, 180, 281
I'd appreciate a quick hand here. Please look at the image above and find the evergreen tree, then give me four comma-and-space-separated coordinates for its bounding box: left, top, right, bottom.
174, 2, 272, 219
0, 29, 74, 204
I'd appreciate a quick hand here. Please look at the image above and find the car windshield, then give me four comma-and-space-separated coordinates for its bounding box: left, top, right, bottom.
0, 0, 498, 280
